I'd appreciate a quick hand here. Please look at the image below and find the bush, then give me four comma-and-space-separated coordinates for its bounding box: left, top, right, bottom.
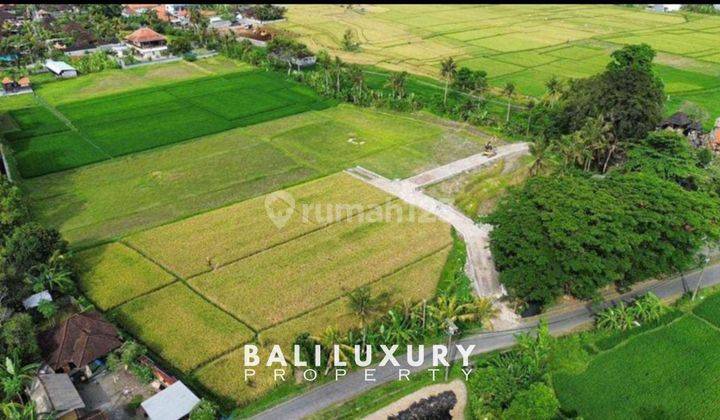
190, 399, 220, 420
503, 383, 559, 420
127, 395, 143, 411
36, 299, 58, 320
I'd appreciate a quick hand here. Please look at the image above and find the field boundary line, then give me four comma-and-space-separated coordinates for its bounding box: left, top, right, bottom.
184, 197, 398, 280
593, 314, 687, 356
689, 312, 720, 333
188, 338, 258, 375
104, 279, 180, 313
118, 240, 260, 334
32, 94, 113, 159
255, 243, 452, 333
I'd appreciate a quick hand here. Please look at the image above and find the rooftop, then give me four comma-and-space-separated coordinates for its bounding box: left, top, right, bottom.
125, 27, 166, 44
39, 311, 122, 372
28, 373, 86, 416
141, 381, 200, 420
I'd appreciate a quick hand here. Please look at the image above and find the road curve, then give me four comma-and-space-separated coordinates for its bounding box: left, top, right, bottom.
251, 264, 720, 419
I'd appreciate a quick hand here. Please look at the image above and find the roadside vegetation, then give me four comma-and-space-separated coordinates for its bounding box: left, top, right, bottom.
487, 44, 720, 310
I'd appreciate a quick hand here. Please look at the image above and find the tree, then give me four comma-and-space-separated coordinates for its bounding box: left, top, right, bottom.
0, 179, 27, 242
487, 171, 720, 306
1, 314, 39, 363
440, 57, 457, 106
169, 36, 193, 55
346, 286, 387, 349
468, 321, 553, 417
503, 82, 516, 122
386, 71, 408, 100
503, 383, 560, 420
544, 75, 562, 99
310, 327, 352, 375
430, 296, 497, 329
0, 223, 66, 305
624, 131, 707, 190
347, 64, 365, 104
559, 44, 664, 145
341, 28, 359, 52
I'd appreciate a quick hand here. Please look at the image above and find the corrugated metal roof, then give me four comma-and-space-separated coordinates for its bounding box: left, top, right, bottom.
141, 381, 200, 420
45, 59, 76, 74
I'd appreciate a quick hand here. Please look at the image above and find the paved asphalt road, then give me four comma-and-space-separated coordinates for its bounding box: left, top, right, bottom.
252, 264, 720, 419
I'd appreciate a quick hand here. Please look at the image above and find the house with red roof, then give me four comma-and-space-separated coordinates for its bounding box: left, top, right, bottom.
124, 27, 168, 61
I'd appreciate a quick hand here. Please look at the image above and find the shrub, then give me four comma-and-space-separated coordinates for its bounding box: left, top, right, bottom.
190, 399, 220, 420
127, 395, 143, 411
503, 383, 560, 420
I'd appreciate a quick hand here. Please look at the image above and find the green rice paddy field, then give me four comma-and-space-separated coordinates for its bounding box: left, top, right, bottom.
278, 4, 720, 125
24, 104, 490, 247
76, 173, 452, 405
553, 294, 720, 419
2, 59, 333, 177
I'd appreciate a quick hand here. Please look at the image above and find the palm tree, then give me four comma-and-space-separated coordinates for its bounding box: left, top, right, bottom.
503, 82, 516, 122
544, 76, 563, 102
347, 64, 365, 104
430, 296, 497, 329
316, 50, 331, 93
0, 357, 39, 402
529, 137, 554, 176
385, 71, 408, 100
310, 327, 352, 375
440, 57, 457, 106
347, 287, 387, 350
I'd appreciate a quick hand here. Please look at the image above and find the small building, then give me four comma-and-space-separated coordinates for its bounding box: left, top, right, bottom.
23, 290, 52, 310
124, 27, 168, 60
28, 373, 86, 418
141, 381, 200, 420
1, 76, 33, 95
650, 4, 682, 12
45, 59, 78, 78
39, 311, 122, 375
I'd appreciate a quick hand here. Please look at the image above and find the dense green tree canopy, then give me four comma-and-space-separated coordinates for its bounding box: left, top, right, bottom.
624, 131, 708, 191
558, 44, 665, 155
487, 171, 720, 305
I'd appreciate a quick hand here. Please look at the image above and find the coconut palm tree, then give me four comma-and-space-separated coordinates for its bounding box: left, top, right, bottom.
430, 296, 497, 329
347, 64, 365, 104
310, 327, 353, 375
529, 137, 555, 176
385, 71, 408, 100
440, 57, 457, 106
503, 82, 516, 122
347, 287, 388, 351
0, 357, 39, 402
331, 56, 344, 94
379, 310, 416, 345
